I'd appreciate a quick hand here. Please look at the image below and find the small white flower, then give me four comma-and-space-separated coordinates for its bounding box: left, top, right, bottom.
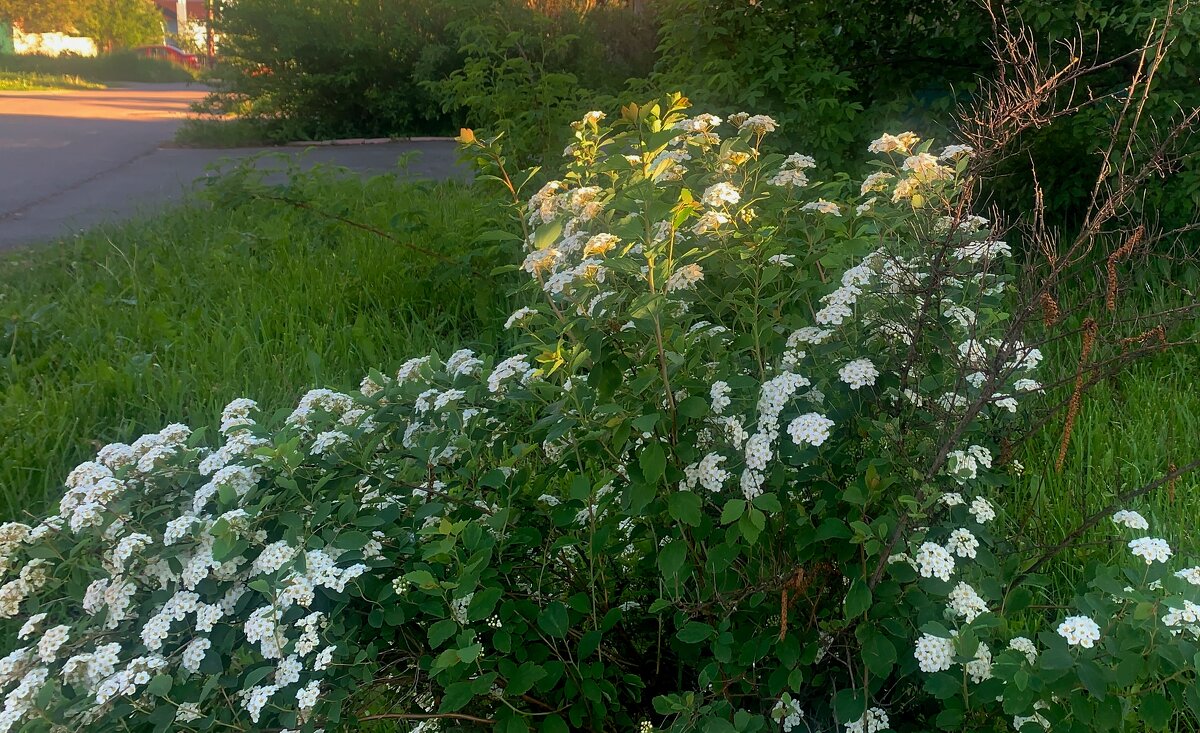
701, 182, 741, 208
1111, 510, 1149, 530
914, 633, 955, 673
838, 359, 879, 390
845, 706, 888, 733
1057, 615, 1101, 648
1175, 567, 1200, 585
787, 413, 835, 447
969, 497, 996, 524
948, 582, 988, 622
946, 528, 978, 559
1128, 537, 1172, 565
801, 199, 841, 216
1008, 637, 1038, 665
914, 542, 955, 581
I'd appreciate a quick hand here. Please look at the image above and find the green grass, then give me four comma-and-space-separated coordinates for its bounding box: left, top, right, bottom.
1013, 265, 1200, 582
0, 51, 199, 83
173, 117, 276, 148
0, 168, 518, 518
0, 71, 106, 91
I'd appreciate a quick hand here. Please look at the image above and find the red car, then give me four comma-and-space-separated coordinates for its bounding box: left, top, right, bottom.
133, 45, 202, 69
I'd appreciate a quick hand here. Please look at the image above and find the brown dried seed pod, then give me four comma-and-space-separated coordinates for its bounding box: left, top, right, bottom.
1040, 292, 1060, 327
1106, 226, 1144, 312
1056, 318, 1098, 472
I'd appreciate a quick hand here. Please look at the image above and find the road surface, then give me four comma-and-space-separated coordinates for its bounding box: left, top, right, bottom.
0, 84, 461, 249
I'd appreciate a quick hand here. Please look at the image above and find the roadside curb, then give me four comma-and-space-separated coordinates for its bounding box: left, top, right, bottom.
285, 136, 457, 147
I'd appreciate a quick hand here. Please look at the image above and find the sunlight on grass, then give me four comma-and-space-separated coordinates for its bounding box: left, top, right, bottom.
0, 173, 518, 517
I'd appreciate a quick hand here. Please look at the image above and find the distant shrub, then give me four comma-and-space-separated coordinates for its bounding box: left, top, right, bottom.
0, 52, 196, 83
204, 0, 462, 142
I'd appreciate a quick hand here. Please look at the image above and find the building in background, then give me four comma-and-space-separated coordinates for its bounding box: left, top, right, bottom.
151, 0, 209, 52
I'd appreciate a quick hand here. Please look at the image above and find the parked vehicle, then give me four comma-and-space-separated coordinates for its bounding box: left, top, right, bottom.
132, 45, 201, 69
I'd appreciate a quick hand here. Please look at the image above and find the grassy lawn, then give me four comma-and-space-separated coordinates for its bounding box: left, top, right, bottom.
0, 170, 517, 517
1013, 268, 1200, 582
0, 71, 107, 91
0, 52, 198, 84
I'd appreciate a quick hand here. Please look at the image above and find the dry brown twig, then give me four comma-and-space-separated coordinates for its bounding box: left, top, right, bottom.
869, 0, 1200, 588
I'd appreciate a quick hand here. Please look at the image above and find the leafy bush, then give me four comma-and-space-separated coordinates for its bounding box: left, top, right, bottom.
649, 0, 1200, 228
429, 0, 657, 163
2, 98, 1197, 733
203, 0, 463, 142
200, 0, 656, 150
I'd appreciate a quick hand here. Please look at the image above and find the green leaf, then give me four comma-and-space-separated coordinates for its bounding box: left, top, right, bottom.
146, 674, 173, 697
579, 630, 603, 661
668, 491, 703, 526
833, 689, 866, 724
676, 622, 715, 644
720, 499, 746, 524
640, 441, 667, 485
428, 619, 458, 648
242, 665, 273, 689
844, 580, 872, 618
676, 395, 708, 418
658, 540, 687, 580
1005, 586, 1034, 614
541, 714, 569, 733
533, 219, 563, 250
814, 518, 851, 541
440, 681, 475, 712
505, 661, 546, 696
467, 587, 505, 621
537, 602, 569, 638
1140, 691, 1172, 730
502, 715, 530, 733
1077, 659, 1108, 701
752, 493, 782, 513
333, 531, 370, 550
857, 626, 896, 676
458, 643, 483, 664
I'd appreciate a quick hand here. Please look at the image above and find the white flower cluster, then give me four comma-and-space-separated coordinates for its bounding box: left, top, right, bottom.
772, 694, 805, 732
787, 412, 835, 447
1111, 509, 1149, 529
1128, 537, 1172, 565
1057, 615, 1102, 648
914, 632, 955, 673
845, 706, 889, 733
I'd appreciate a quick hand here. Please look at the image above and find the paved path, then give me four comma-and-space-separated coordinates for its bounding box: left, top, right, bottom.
0, 84, 461, 249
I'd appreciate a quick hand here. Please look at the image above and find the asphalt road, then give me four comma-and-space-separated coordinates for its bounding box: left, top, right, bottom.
0, 83, 462, 249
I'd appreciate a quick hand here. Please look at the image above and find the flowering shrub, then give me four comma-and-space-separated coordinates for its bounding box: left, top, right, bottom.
1, 95, 1197, 733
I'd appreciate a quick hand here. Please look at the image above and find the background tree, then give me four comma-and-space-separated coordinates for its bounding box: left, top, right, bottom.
78, 0, 165, 51
0, 0, 81, 32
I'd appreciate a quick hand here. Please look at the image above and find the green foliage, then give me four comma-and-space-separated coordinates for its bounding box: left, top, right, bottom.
429, 0, 657, 164
0, 0, 78, 32
0, 170, 516, 517
200, 0, 656, 148
649, 0, 1200, 229
0, 0, 164, 49
205, 0, 463, 142
3, 97, 1195, 733
0, 70, 104, 90
76, 0, 165, 51
0, 52, 197, 82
